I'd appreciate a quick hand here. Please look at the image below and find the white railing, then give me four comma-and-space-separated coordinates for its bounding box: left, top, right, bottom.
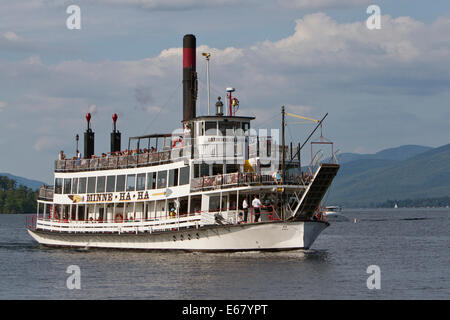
35, 214, 202, 234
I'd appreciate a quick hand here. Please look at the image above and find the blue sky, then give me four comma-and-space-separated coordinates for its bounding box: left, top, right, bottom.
0, 0, 449, 183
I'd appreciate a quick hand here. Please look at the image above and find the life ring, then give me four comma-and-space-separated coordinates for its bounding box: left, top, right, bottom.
172, 138, 183, 148
115, 213, 123, 223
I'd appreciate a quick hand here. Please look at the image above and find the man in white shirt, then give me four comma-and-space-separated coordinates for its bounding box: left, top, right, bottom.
242, 198, 249, 223
252, 195, 262, 222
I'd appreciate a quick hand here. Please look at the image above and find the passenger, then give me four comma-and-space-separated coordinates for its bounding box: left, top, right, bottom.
76, 150, 81, 160
252, 195, 262, 222
215, 173, 222, 188
272, 171, 281, 184
242, 197, 249, 223
59, 150, 65, 160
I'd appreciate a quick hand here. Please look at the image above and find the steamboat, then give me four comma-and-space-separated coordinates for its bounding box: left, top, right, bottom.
27, 35, 340, 251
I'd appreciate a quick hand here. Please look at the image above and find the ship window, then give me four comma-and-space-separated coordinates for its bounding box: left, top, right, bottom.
242, 122, 250, 133
194, 164, 199, 178
136, 173, 146, 191
72, 178, 78, 194
147, 172, 156, 189
179, 166, 190, 185
190, 195, 201, 214
63, 178, 71, 194
116, 175, 125, 192
79, 177, 87, 194
126, 174, 136, 192
219, 121, 235, 136
179, 196, 189, 215
87, 177, 96, 194
226, 164, 240, 174
55, 178, 63, 194
157, 171, 167, 189
209, 196, 220, 212
213, 164, 223, 175
205, 121, 217, 135
200, 163, 209, 177
168, 169, 178, 187
96, 176, 106, 193
106, 176, 115, 193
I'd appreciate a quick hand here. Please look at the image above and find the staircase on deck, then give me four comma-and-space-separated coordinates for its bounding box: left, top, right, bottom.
290, 163, 340, 221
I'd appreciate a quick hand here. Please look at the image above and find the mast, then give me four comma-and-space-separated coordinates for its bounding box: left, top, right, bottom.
281, 106, 286, 220
202, 52, 211, 115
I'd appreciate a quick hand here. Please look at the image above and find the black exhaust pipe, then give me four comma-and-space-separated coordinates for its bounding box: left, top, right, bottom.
84, 113, 94, 159
183, 34, 197, 122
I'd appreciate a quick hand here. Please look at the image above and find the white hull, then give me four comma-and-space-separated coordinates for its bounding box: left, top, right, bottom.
28, 220, 328, 251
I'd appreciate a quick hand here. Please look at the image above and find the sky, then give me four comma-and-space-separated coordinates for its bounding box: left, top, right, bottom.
0, 0, 449, 183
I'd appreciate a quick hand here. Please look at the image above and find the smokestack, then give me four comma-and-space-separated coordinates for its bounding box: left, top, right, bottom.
84, 113, 94, 159
183, 34, 197, 122
110, 113, 121, 153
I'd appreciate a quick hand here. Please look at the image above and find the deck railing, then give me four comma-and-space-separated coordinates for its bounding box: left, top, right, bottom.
55, 148, 187, 172
33, 213, 203, 234
191, 172, 308, 191
38, 186, 54, 201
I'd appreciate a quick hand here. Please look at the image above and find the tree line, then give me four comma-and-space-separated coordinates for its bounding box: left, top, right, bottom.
0, 176, 37, 214
376, 196, 450, 208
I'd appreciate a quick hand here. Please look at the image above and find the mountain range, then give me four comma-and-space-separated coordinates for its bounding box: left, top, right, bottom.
1, 143, 450, 207
0, 173, 46, 191
324, 144, 450, 207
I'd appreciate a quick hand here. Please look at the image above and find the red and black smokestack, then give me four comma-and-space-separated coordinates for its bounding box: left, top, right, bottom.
110, 113, 121, 153
84, 113, 94, 159
183, 34, 197, 122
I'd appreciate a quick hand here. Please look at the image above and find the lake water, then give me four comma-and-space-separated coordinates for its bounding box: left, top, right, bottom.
0, 208, 448, 300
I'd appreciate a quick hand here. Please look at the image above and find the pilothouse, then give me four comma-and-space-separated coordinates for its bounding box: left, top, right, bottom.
27, 34, 340, 251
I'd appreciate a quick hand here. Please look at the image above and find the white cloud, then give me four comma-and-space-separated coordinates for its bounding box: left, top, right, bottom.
2, 13, 450, 162
0, 101, 6, 111
3, 31, 21, 41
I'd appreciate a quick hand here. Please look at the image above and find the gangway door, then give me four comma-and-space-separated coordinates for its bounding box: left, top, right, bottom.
290, 163, 340, 220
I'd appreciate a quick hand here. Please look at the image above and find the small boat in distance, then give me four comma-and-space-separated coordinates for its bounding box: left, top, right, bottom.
324, 206, 348, 222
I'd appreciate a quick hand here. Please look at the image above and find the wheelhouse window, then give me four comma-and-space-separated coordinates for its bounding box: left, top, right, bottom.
126, 174, 136, 192
106, 176, 115, 193
63, 178, 71, 194
96, 176, 106, 193
55, 178, 63, 194
219, 121, 235, 136
168, 169, 178, 187
179, 166, 190, 185
242, 122, 250, 133
157, 170, 167, 189
79, 177, 87, 194
116, 175, 125, 192
147, 172, 156, 189
87, 177, 96, 194
136, 173, 146, 191
205, 121, 218, 135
